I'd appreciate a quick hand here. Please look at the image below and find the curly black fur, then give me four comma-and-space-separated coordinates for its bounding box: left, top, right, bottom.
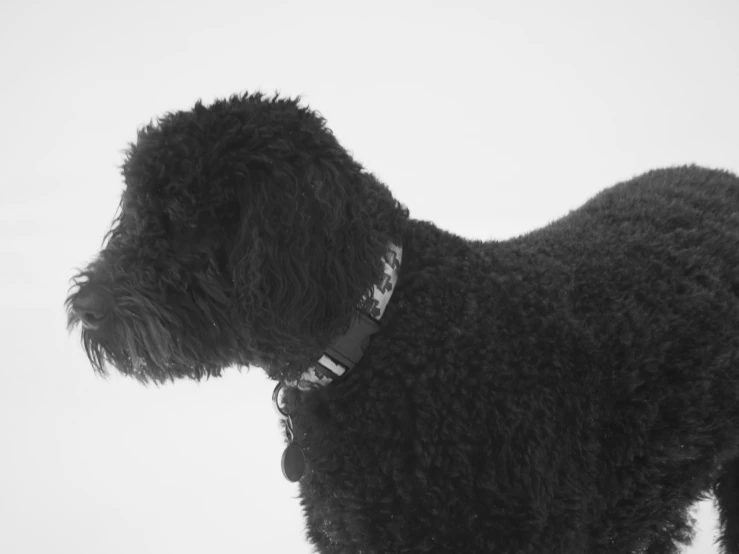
67, 92, 739, 554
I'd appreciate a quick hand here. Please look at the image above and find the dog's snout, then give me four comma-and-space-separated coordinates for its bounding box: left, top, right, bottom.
72, 290, 109, 330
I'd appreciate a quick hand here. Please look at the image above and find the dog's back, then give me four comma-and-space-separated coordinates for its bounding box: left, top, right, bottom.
504, 165, 739, 552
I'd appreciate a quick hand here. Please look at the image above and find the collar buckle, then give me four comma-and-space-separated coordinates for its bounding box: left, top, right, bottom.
324, 312, 380, 371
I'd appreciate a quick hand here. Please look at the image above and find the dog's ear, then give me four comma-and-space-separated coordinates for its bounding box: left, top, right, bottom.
228, 166, 408, 365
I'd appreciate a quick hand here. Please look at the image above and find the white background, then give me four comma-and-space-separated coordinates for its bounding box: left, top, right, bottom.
2, 0, 738, 552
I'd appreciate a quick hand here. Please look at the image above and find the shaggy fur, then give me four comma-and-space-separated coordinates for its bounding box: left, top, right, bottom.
67, 92, 739, 554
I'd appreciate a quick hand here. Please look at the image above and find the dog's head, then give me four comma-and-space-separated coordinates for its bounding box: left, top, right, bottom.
67, 92, 408, 384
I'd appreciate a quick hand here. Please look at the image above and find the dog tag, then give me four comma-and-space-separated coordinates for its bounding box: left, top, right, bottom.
281, 443, 305, 482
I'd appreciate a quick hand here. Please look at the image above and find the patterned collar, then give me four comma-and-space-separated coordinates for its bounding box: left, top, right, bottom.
285, 242, 402, 390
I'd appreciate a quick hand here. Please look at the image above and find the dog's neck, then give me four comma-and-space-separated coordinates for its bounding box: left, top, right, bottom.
284, 242, 403, 391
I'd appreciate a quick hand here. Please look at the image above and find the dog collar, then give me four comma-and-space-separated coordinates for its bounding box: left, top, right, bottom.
285, 241, 402, 391
275, 242, 402, 481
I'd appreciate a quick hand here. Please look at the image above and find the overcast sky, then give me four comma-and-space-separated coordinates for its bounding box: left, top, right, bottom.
2, 0, 738, 552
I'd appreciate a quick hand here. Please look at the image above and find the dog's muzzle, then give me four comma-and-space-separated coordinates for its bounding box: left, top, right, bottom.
69, 289, 110, 330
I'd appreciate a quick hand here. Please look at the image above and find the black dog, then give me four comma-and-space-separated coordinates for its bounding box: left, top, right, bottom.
67, 92, 739, 553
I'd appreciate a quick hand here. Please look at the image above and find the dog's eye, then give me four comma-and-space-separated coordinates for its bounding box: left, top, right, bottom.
161, 212, 172, 233
168, 217, 211, 257
166, 212, 199, 235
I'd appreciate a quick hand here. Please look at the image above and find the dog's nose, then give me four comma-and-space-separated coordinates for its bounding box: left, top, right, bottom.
71, 290, 109, 330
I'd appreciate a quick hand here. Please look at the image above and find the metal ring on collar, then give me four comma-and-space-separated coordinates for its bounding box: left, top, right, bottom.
272, 381, 290, 419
